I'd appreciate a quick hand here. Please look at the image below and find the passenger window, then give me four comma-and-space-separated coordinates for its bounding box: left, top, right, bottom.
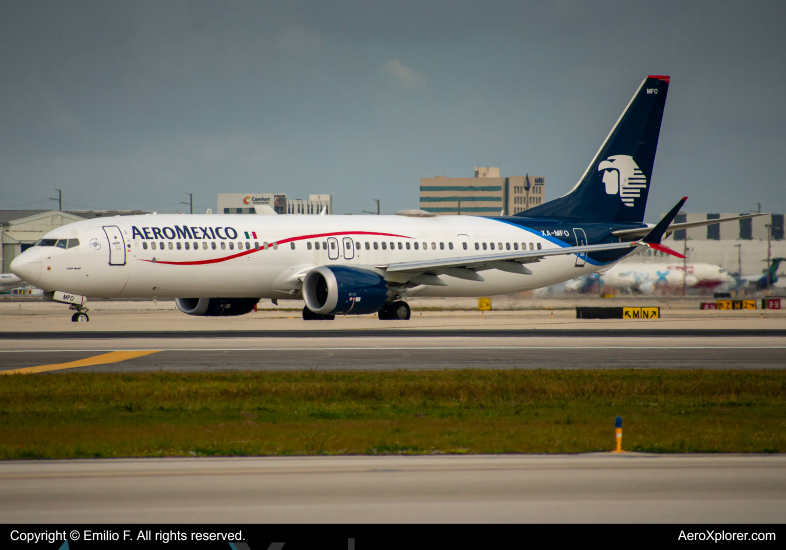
211, 242, 216, 250
176, 242, 182, 250
449, 242, 454, 250
422, 242, 427, 249
245, 242, 250, 250
381, 242, 387, 250
537, 243, 542, 250
374, 242, 378, 250
228, 242, 234, 250
390, 242, 394, 249
169, 242, 174, 250
529, 243, 534, 250
498, 243, 502, 250
56, 239, 67, 249
67, 239, 80, 249
439, 242, 444, 250
315, 242, 320, 250
521, 243, 526, 250
290, 242, 296, 250
514, 243, 518, 250
185, 242, 190, 250
475, 243, 479, 250
482, 243, 487, 250
194, 242, 198, 250
323, 242, 327, 249
202, 242, 207, 250
463, 243, 467, 250
506, 243, 510, 250
151, 242, 157, 250
273, 243, 278, 250
431, 242, 436, 250
398, 242, 402, 250
406, 242, 410, 250
490, 243, 495, 250
143, 242, 148, 250
307, 242, 312, 250
414, 242, 419, 250
331, 241, 336, 250
365, 242, 370, 250
255, 242, 260, 250
220, 242, 225, 250
160, 242, 164, 250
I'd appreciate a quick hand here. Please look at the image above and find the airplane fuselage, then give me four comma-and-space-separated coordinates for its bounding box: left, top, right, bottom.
13, 214, 643, 300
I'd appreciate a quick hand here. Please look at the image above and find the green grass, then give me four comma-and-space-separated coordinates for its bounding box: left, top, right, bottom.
0, 370, 783, 459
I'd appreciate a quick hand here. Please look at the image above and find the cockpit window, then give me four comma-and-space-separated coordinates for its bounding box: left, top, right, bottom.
67, 239, 80, 249
36, 239, 58, 247
56, 239, 68, 249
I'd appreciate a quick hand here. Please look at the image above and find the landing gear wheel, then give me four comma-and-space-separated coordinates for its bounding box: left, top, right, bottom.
72, 312, 89, 322
378, 301, 410, 320
390, 301, 411, 320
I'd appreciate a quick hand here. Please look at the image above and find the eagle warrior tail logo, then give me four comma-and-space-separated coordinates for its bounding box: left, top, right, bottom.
598, 155, 648, 207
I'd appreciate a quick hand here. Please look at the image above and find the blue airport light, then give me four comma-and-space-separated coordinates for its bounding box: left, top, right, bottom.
615, 416, 622, 428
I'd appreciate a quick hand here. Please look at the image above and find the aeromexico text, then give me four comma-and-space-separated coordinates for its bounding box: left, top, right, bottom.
132, 226, 239, 240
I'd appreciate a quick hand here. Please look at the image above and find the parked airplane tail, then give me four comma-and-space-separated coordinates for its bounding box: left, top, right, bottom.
522, 75, 670, 223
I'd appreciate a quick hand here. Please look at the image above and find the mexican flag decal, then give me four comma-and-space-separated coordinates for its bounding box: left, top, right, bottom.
244, 231, 257, 239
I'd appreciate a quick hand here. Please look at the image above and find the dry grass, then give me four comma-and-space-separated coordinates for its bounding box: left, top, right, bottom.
0, 370, 783, 459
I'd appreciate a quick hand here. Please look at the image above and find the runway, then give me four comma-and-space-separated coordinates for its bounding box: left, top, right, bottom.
2, 344, 786, 372
1, 454, 784, 523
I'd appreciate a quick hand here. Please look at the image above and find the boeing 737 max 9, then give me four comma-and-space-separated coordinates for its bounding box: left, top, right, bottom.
10, 75, 762, 322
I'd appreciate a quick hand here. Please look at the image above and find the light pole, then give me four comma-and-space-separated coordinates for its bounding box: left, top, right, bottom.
374, 199, 380, 215
49, 189, 62, 211
765, 223, 772, 289
181, 193, 193, 214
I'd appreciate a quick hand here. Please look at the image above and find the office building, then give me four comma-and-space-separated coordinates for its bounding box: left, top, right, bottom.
218, 194, 332, 215
420, 168, 545, 216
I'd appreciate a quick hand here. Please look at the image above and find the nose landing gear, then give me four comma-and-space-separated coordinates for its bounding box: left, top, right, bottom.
69, 304, 90, 322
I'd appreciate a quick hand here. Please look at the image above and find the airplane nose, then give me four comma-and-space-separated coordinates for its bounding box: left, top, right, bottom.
10, 248, 41, 285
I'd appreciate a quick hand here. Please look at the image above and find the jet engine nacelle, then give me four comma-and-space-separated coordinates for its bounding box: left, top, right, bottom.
303, 266, 388, 315
175, 297, 260, 317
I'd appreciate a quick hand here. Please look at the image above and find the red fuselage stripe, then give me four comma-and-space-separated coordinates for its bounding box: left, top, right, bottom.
140, 231, 413, 266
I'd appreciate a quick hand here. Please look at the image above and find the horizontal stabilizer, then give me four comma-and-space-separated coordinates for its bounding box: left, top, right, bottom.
612, 213, 767, 238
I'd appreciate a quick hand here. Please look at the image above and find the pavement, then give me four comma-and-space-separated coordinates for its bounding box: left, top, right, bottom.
1, 299, 785, 373
1, 454, 784, 523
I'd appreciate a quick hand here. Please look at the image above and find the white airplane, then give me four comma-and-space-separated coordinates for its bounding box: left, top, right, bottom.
0, 274, 24, 291
10, 76, 761, 322
564, 262, 733, 294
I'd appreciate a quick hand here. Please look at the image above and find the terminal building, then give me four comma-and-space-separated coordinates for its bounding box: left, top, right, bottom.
419, 168, 545, 216
217, 194, 333, 215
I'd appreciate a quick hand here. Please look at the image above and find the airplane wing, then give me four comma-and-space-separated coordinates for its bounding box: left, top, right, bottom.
381, 198, 690, 285
381, 241, 642, 279
611, 213, 765, 238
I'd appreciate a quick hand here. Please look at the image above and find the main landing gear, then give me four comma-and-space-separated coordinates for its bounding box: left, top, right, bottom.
302, 306, 335, 321
378, 300, 411, 320
70, 304, 90, 322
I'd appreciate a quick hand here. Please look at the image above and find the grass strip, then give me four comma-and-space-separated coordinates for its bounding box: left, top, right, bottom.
0, 369, 783, 459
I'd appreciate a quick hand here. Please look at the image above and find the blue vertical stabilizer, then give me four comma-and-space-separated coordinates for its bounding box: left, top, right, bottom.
522, 75, 670, 223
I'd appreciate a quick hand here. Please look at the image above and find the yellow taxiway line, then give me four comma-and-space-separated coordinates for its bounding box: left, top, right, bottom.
0, 350, 161, 375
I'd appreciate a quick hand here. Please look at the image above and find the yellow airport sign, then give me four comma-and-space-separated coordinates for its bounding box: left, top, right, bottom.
478, 298, 491, 311
622, 307, 660, 319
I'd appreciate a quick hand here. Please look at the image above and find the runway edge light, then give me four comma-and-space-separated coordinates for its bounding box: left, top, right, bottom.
614, 416, 623, 453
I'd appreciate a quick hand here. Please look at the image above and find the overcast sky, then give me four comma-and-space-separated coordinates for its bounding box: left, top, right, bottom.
1, 1, 784, 221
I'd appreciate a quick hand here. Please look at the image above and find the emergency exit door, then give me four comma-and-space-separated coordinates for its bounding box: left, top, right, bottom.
342, 237, 355, 259
102, 225, 126, 266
